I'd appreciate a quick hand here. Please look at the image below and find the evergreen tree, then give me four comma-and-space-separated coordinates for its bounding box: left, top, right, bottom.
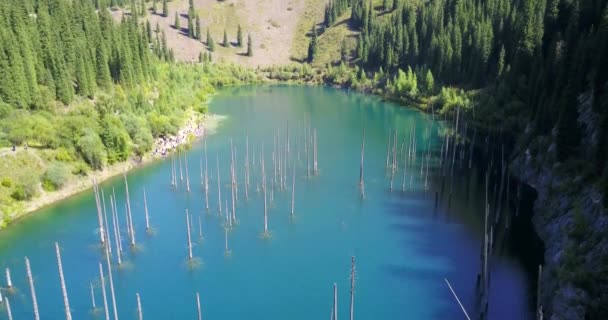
146, 20, 152, 42
153, 0, 157, 14
223, 29, 229, 47
195, 15, 201, 40
237, 24, 243, 47
163, 0, 168, 17
188, 9, 195, 38
174, 12, 181, 30
424, 69, 434, 94
247, 33, 253, 56
207, 28, 215, 51
497, 45, 506, 79
307, 25, 317, 63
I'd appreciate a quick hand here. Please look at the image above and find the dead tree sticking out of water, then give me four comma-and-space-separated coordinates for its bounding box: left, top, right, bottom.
234, 146, 239, 201
25, 257, 40, 320
105, 239, 119, 320
171, 154, 176, 188
5, 268, 12, 289
307, 128, 311, 177
5, 297, 13, 320
277, 129, 283, 191
392, 129, 397, 176
313, 129, 318, 175
93, 180, 105, 245
291, 164, 296, 219
262, 151, 270, 238
55, 242, 72, 320
386, 130, 391, 170
99, 263, 110, 320
231, 141, 236, 223
245, 133, 250, 200
217, 155, 222, 216
444, 278, 472, 320
200, 157, 204, 190
185, 155, 191, 193
102, 190, 112, 255
226, 200, 232, 228
186, 209, 193, 261
143, 188, 150, 232
136, 293, 143, 320
179, 150, 184, 182
110, 197, 122, 265
333, 283, 338, 320
196, 293, 202, 320
224, 227, 231, 256
90, 283, 97, 310
124, 174, 135, 247
350, 257, 356, 320
359, 129, 365, 198
204, 141, 210, 210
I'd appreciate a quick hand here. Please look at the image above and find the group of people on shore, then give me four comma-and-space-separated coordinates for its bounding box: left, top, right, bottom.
151, 117, 205, 158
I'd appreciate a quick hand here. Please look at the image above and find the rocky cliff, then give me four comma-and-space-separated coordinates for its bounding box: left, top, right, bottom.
511, 92, 608, 320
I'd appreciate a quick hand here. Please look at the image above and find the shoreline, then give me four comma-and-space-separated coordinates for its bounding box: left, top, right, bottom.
2, 112, 225, 230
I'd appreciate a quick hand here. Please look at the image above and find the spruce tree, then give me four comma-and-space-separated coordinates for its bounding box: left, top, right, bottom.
307, 25, 317, 63
206, 28, 215, 51
153, 0, 157, 14
163, 0, 168, 17
175, 12, 181, 30
237, 24, 243, 47
424, 69, 434, 94
247, 33, 252, 56
223, 29, 228, 47
188, 9, 194, 38
195, 15, 201, 40
146, 20, 152, 42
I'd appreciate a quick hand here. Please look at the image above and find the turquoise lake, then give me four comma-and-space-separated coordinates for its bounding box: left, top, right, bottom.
0, 85, 534, 319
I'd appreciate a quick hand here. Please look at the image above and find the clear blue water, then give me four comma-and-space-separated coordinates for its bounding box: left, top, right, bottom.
0, 85, 533, 319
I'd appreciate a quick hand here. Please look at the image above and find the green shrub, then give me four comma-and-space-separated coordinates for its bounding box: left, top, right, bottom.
1, 177, 13, 188
77, 129, 107, 170
10, 177, 38, 201
11, 185, 26, 200
42, 163, 69, 191
72, 162, 89, 176
55, 147, 74, 162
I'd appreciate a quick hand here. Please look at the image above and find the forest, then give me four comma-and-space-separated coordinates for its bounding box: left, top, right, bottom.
0, 0, 259, 221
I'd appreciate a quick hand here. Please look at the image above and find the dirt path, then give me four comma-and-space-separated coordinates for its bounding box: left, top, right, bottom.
135, 0, 306, 67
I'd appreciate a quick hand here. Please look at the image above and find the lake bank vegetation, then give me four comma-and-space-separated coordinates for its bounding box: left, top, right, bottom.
0, 0, 261, 227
